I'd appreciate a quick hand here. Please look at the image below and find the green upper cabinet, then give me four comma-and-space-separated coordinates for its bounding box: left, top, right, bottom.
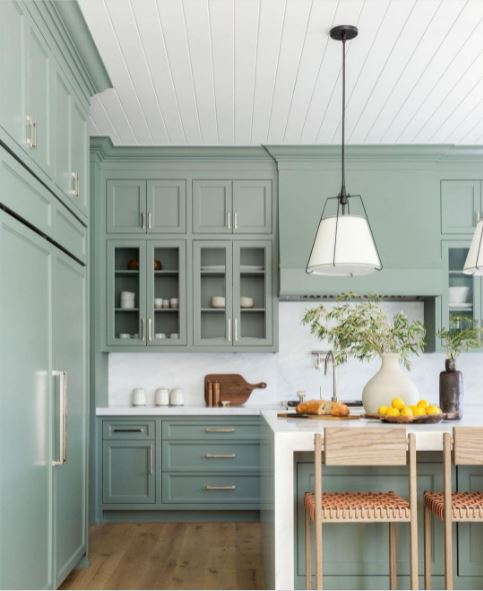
147, 180, 186, 233
193, 180, 233, 234
107, 180, 147, 234
441, 180, 481, 235
233, 180, 272, 234
107, 180, 186, 234
193, 179, 273, 234
0, 0, 26, 146
25, 17, 52, 175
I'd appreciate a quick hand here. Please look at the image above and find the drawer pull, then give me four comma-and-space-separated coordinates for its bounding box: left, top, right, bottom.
206, 485, 236, 491
112, 428, 143, 433
205, 453, 236, 459
205, 427, 236, 433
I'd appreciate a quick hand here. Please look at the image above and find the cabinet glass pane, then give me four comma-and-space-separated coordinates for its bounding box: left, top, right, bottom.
152, 247, 180, 341
199, 246, 229, 341
236, 245, 270, 343
448, 247, 474, 329
113, 246, 142, 341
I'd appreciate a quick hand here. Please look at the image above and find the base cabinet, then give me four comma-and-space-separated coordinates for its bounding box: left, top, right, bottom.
100, 417, 260, 513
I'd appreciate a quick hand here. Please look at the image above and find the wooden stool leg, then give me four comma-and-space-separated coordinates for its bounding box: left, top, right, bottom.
315, 519, 323, 590
424, 506, 432, 590
305, 511, 312, 590
444, 515, 453, 590
389, 522, 397, 590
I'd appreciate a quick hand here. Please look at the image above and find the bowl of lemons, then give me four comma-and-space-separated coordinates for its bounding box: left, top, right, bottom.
377, 398, 445, 423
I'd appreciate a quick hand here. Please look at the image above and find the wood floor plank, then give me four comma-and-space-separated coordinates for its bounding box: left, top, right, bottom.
61, 522, 264, 590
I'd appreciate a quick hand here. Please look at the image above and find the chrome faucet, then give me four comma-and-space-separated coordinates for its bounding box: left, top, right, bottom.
324, 350, 337, 402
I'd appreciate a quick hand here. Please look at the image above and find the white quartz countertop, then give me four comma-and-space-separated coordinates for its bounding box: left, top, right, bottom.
262, 407, 483, 451
96, 405, 281, 416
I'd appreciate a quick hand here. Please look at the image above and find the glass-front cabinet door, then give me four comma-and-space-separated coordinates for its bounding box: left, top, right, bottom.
107, 240, 147, 346
147, 240, 186, 346
233, 241, 272, 346
442, 241, 481, 337
193, 241, 233, 346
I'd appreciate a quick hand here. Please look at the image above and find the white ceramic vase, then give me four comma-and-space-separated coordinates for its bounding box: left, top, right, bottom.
362, 353, 419, 414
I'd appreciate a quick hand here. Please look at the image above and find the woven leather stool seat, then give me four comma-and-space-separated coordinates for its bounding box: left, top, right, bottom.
424, 491, 483, 521
304, 491, 411, 522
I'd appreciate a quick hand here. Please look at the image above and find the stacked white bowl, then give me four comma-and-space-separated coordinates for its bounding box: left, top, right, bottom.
120, 291, 135, 309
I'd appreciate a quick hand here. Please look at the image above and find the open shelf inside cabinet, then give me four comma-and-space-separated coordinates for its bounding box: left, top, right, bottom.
447, 247, 475, 329
199, 248, 228, 341
114, 247, 141, 339
152, 246, 181, 339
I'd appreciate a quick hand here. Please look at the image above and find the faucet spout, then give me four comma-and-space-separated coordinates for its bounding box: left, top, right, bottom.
324, 351, 337, 402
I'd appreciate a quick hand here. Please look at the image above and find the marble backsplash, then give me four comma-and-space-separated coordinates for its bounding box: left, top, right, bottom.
109, 301, 483, 408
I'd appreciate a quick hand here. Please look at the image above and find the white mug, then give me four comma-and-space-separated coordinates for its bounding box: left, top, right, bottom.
132, 388, 146, 406
154, 388, 170, 406
170, 298, 179, 309
154, 298, 163, 309
170, 387, 184, 406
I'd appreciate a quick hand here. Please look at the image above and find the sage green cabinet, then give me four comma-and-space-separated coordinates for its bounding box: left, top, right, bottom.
107, 239, 187, 347
457, 467, 483, 577
193, 240, 274, 347
441, 180, 482, 235
52, 251, 87, 587
193, 179, 272, 234
102, 440, 156, 504
107, 179, 186, 234
69, 97, 89, 217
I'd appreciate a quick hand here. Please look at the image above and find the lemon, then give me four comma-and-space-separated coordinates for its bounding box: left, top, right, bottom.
410, 405, 419, 413
392, 397, 405, 410
378, 405, 389, 416
386, 407, 401, 417
418, 399, 430, 409
413, 406, 426, 416
400, 407, 414, 417
427, 405, 442, 415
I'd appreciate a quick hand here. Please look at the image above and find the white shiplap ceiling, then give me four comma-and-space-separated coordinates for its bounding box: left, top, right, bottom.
78, 0, 483, 146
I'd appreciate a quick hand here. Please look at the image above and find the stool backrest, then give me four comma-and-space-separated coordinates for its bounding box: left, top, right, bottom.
453, 427, 483, 465
324, 427, 408, 466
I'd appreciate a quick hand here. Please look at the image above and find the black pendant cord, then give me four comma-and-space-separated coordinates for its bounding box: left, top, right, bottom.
340, 32, 348, 209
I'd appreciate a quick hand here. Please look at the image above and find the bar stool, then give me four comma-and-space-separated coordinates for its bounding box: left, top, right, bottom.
424, 427, 483, 591
304, 427, 418, 590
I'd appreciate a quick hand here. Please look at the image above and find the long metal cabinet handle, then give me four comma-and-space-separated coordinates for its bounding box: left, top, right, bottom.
234, 318, 238, 342
206, 485, 236, 491
112, 428, 143, 433
52, 370, 67, 466
233, 212, 238, 229
140, 318, 145, 341
227, 317, 232, 342
226, 212, 231, 229
26, 115, 36, 148
149, 446, 154, 474
205, 453, 236, 459
32, 118, 37, 148
148, 317, 153, 341
205, 427, 236, 433
140, 212, 144, 228
148, 212, 152, 229
69, 172, 78, 197
76, 173, 80, 198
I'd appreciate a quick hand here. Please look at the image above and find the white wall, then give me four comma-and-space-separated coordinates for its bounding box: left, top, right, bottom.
109, 302, 483, 408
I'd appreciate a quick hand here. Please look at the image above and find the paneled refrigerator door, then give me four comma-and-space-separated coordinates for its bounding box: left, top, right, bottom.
233, 241, 273, 346
193, 241, 233, 346
107, 240, 147, 347
0, 210, 53, 590
147, 240, 187, 346
52, 250, 87, 586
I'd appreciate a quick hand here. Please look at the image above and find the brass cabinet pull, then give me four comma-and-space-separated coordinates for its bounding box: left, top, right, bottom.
206, 485, 236, 491
52, 370, 68, 466
205, 427, 235, 433
205, 453, 236, 459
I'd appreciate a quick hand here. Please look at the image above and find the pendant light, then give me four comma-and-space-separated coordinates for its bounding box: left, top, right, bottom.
463, 219, 483, 275
307, 25, 382, 277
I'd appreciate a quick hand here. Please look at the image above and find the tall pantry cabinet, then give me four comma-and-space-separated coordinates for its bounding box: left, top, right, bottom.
0, 1, 110, 589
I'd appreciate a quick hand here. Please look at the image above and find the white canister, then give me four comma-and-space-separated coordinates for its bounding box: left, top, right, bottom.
132, 388, 146, 406
154, 388, 170, 406
170, 387, 184, 406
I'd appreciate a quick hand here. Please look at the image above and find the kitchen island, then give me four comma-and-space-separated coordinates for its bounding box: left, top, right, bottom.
261, 409, 483, 590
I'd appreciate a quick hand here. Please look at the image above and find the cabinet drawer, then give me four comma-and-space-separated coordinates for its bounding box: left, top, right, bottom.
162, 474, 259, 504
103, 420, 155, 440
163, 441, 259, 472
162, 419, 259, 441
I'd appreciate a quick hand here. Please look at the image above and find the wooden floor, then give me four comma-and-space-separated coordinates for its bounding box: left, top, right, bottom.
61, 522, 266, 590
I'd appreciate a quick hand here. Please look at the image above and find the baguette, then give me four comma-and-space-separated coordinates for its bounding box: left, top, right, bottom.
296, 399, 350, 417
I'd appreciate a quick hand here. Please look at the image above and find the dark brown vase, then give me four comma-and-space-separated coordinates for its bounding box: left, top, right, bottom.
439, 358, 463, 420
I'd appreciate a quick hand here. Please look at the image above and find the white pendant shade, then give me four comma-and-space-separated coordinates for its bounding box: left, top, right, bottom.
463, 220, 483, 275
307, 215, 382, 276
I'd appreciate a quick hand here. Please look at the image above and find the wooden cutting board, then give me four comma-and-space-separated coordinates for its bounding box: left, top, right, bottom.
277, 412, 360, 421
204, 374, 267, 406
